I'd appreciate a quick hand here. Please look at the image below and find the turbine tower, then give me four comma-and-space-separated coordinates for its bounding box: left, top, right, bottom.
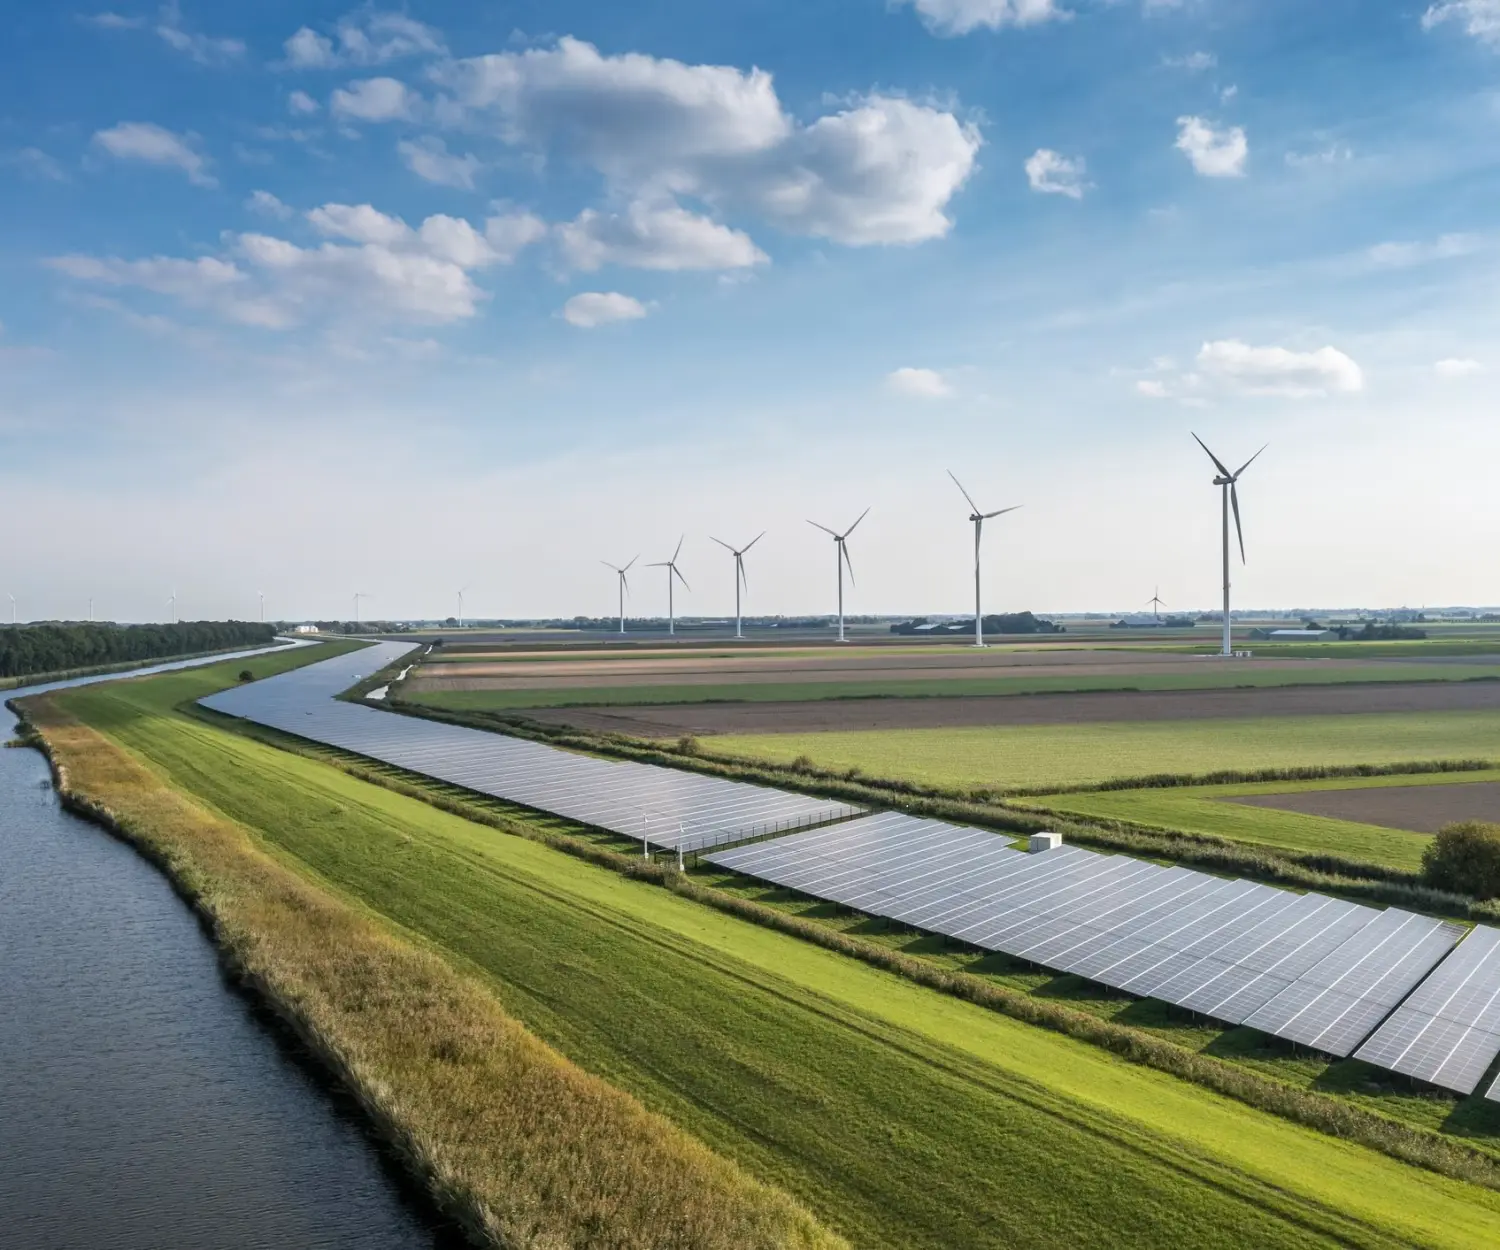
1147, 588, 1166, 621
88, 596, 94, 624
457, 586, 468, 629
167, 589, 177, 625
710, 533, 764, 640
7, 593, 14, 625
601, 557, 637, 636
647, 537, 690, 637
808, 509, 869, 644
353, 591, 370, 626
1192, 433, 1266, 657
258, 590, 265, 623
948, 471, 1021, 648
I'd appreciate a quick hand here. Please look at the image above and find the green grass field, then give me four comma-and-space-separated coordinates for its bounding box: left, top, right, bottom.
1015, 769, 1500, 870
46, 654, 1500, 1248
705, 711, 1500, 792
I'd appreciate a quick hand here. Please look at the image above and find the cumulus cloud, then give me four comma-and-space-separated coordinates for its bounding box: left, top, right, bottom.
435, 37, 980, 248
1435, 357, 1484, 378
92, 122, 215, 186
398, 136, 480, 189
49, 201, 545, 330
886, 366, 953, 398
1196, 340, 1363, 397
80, 12, 145, 29
1025, 148, 1087, 198
282, 10, 446, 69
557, 200, 766, 271
1423, 1, 1500, 44
1367, 233, 1478, 267
1134, 379, 1170, 399
893, 0, 1067, 37
246, 189, 293, 219
2, 147, 67, 181
1162, 50, 1216, 70
1174, 115, 1247, 177
155, 3, 245, 65
331, 77, 418, 122
287, 89, 320, 115
562, 291, 649, 327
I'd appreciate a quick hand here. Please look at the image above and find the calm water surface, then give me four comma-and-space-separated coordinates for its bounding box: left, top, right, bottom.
0, 650, 462, 1249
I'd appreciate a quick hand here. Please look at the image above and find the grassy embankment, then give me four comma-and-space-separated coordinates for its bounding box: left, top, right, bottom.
32, 657, 1500, 1247
20, 668, 840, 1250
404, 662, 1500, 710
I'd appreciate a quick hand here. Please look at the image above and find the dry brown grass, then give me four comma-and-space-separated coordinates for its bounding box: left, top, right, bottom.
26, 696, 844, 1250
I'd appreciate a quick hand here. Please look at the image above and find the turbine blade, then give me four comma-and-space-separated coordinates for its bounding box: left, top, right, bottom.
947, 469, 981, 516
672, 534, 684, 562
1191, 431, 1232, 478
624, 555, 638, 571
710, 536, 735, 553
600, 560, 618, 572
743, 531, 766, 553
646, 561, 670, 568
982, 505, 1021, 519
1231, 482, 1246, 563
738, 557, 749, 591
842, 506, 871, 539
807, 520, 837, 536
841, 540, 856, 587
674, 566, 691, 591
1233, 443, 1268, 479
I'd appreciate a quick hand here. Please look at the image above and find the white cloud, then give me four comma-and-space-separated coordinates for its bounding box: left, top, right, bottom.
1174, 115, 1246, 177
893, 0, 1067, 37
398, 136, 480, 189
92, 122, 215, 187
437, 38, 980, 246
246, 189, 293, 219
557, 200, 767, 271
1367, 233, 1478, 267
331, 77, 417, 122
81, 12, 145, 30
1025, 148, 1086, 198
1435, 357, 1485, 378
886, 366, 953, 398
287, 89, 320, 115
1135, 379, 1170, 399
50, 201, 543, 330
1163, 50, 1216, 70
282, 11, 446, 69
2, 147, 67, 181
1285, 144, 1352, 168
155, 3, 245, 65
1196, 340, 1363, 398
562, 291, 649, 327
1423, 1, 1500, 44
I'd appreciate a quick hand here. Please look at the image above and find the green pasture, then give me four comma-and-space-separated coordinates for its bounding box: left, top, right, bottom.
46, 658, 1500, 1248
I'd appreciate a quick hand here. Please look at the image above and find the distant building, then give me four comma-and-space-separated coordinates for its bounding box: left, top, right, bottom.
1263, 628, 1335, 640
291, 623, 320, 634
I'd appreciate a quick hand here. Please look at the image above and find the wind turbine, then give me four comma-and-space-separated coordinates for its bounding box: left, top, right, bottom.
710, 533, 764, 640
167, 588, 177, 625
808, 509, 869, 644
7, 594, 14, 625
353, 591, 371, 626
647, 537, 690, 637
1147, 588, 1166, 621
948, 471, 1021, 648
1192, 433, 1267, 657
456, 586, 468, 628
258, 590, 265, 623
88, 597, 94, 624
601, 557, 637, 636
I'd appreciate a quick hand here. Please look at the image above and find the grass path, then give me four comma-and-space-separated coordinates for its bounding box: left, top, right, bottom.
46, 664, 1500, 1248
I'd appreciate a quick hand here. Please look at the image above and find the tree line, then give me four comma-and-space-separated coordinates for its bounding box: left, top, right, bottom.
0, 621, 276, 679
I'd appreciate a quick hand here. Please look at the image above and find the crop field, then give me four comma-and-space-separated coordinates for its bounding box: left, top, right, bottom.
699, 711, 1500, 794
1023, 770, 1500, 869
40, 653, 1500, 1248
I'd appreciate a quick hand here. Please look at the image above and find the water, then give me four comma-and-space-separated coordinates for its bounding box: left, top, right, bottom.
0, 647, 462, 1249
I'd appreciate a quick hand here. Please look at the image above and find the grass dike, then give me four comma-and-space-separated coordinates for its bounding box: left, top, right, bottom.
20, 694, 844, 1250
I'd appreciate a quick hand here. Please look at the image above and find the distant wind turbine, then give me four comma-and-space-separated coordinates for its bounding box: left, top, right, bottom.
353, 591, 371, 626
601, 557, 637, 636
808, 509, 869, 644
1192, 433, 1267, 657
457, 586, 468, 628
1147, 588, 1166, 621
711, 533, 764, 640
647, 537, 690, 637
88, 596, 94, 624
258, 590, 265, 623
167, 589, 177, 625
948, 471, 1021, 648
7, 593, 14, 626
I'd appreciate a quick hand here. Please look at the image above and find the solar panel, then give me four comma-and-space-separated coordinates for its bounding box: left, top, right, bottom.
202, 642, 860, 851
1355, 925, 1500, 1094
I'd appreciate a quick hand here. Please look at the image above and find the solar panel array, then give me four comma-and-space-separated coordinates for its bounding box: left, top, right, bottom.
1356, 925, 1500, 1095
202, 642, 859, 851
707, 812, 1465, 1058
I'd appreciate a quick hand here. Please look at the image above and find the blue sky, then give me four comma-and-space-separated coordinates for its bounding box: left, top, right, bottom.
3, 0, 1500, 622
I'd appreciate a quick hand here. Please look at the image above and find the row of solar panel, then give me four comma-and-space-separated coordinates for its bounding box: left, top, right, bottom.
707, 813, 1500, 1097
201, 642, 859, 852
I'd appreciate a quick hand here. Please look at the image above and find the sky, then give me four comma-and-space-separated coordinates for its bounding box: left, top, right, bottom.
3, 0, 1500, 623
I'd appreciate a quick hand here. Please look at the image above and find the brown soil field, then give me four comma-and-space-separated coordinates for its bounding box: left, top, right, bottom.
1227, 781, 1500, 833
410, 648, 1376, 694
515, 680, 1500, 738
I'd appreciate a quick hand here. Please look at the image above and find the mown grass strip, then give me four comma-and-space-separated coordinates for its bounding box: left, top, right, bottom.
22, 696, 842, 1250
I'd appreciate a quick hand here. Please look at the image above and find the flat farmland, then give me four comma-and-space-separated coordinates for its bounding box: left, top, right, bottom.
1231, 779, 1500, 832
698, 711, 1500, 793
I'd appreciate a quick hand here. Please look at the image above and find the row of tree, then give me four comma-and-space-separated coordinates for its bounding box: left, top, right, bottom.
0, 621, 276, 679
890, 612, 1064, 636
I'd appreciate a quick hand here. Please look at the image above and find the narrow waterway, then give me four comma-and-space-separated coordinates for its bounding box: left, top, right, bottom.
0, 648, 463, 1249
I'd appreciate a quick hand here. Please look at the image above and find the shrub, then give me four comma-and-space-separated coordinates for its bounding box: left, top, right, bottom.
675, 735, 701, 756
238, 669, 254, 683
1423, 821, 1500, 899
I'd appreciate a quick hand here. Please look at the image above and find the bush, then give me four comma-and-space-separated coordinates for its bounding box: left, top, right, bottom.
675, 735, 700, 756
238, 669, 254, 683
1422, 821, 1500, 899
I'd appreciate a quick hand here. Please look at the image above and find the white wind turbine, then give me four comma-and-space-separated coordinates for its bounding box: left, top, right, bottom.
7, 593, 15, 625
710, 533, 764, 640
948, 471, 1021, 648
1192, 433, 1267, 657
258, 590, 266, 623
167, 588, 177, 625
353, 591, 371, 626
1147, 588, 1166, 621
647, 537, 690, 637
808, 509, 869, 644
456, 586, 468, 628
601, 557, 637, 636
